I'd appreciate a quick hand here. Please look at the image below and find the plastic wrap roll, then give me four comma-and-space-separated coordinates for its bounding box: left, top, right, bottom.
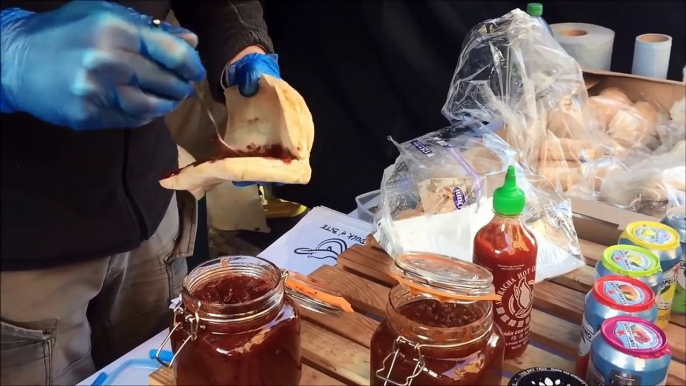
632, 34, 672, 79
551, 23, 615, 71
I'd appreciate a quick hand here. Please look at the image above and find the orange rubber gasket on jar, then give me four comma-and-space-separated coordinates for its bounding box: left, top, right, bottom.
284, 270, 354, 313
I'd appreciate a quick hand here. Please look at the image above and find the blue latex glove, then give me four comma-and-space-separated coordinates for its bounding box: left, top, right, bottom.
226, 53, 282, 187
225, 53, 280, 98
0, 1, 206, 131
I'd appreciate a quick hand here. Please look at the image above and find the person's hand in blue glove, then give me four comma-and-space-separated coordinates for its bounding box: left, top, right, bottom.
224, 52, 282, 187
0, 1, 206, 131
224, 52, 280, 98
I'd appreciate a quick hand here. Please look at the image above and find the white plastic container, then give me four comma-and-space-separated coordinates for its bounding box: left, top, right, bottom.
355, 190, 381, 223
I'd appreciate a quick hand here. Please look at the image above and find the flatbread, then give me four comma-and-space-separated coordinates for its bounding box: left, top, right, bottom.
176, 145, 206, 200
160, 75, 314, 192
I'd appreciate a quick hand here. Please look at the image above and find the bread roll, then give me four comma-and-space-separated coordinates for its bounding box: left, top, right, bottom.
538, 137, 610, 162
599, 87, 633, 105
547, 96, 587, 139
537, 165, 583, 192
607, 106, 659, 149
633, 101, 660, 126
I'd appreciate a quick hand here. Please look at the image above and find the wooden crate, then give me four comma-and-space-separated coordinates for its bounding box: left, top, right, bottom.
150, 241, 686, 385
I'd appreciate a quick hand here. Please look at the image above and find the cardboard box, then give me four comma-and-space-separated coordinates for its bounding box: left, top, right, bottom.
571, 70, 685, 244
583, 69, 685, 110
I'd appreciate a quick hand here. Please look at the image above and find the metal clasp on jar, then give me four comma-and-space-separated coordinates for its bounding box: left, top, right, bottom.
375, 336, 426, 386
154, 294, 202, 367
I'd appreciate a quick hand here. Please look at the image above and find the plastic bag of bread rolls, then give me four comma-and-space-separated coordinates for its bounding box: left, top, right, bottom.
598, 141, 685, 215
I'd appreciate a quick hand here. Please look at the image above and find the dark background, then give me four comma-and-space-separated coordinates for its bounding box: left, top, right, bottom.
265, 0, 686, 212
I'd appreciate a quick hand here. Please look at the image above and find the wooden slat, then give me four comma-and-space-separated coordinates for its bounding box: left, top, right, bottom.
578, 238, 605, 268
550, 265, 594, 293
148, 364, 343, 385
309, 266, 575, 376
300, 320, 370, 385
337, 246, 686, 370
673, 313, 686, 328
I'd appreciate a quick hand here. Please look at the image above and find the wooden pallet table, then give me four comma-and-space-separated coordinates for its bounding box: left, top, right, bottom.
150, 240, 686, 385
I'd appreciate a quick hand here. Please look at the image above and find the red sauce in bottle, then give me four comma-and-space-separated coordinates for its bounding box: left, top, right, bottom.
472, 166, 537, 359
171, 273, 301, 385
473, 216, 537, 359
370, 296, 504, 385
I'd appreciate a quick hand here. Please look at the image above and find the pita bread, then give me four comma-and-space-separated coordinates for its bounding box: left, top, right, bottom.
176, 145, 206, 200
160, 75, 314, 192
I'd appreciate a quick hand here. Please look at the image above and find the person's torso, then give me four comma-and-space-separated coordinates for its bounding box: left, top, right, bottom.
1, 0, 178, 271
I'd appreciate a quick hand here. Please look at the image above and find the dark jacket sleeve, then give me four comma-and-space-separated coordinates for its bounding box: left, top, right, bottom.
170, 0, 274, 102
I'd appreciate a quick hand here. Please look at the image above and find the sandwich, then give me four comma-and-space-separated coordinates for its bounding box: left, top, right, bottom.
159, 74, 315, 193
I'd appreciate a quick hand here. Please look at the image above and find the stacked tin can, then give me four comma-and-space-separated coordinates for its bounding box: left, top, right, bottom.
619, 219, 683, 328
594, 245, 663, 295
575, 275, 657, 377
586, 316, 671, 385
661, 207, 686, 315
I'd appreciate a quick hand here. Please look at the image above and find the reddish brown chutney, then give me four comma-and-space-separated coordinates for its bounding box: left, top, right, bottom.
193, 275, 273, 305
399, 300, 484, 328
162, 140, 295, 179
171, 275, 302, 385
371, 300, 504, 385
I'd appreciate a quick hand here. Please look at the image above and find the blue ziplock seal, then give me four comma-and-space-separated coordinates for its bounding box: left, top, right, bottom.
90, 355, 168, 386
447, 147, 483, 211
386, 135, 483, 212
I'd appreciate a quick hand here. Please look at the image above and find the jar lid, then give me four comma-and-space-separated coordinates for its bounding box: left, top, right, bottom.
390, 252, 500, 301
624, 221, 680, 251
593, 275, 655, 313
284, 270, 354, 314
508, 367, 587, 386
600, 316, 670, 359
601, 245, 661, 277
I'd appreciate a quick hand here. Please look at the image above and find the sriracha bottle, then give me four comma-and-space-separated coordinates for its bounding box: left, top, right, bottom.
473, 166, 538, 359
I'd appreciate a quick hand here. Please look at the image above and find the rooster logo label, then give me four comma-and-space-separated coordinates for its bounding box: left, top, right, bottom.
294, 238, 348, 261
509, 276, 534, 318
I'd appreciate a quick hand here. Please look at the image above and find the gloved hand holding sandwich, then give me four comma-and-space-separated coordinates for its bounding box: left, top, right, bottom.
159, 50, 315, 193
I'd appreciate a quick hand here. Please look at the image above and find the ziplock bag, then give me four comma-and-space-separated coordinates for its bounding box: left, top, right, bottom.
373, 124, 585, 282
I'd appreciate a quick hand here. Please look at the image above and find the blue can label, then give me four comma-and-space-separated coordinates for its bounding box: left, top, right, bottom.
602, 280, 647, 306
586, 359, 605, 385
409, 140, 434, 157
612, 321, 660, 350
610, 249, 651, 271
633, 225, 673, 246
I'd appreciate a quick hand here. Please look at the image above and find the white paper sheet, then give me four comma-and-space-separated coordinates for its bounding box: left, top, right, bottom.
258, 206, 372, 275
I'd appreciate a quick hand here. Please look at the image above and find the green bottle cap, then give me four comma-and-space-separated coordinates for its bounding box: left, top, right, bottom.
526, 3, 544, 17
493, 166, 525, 216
